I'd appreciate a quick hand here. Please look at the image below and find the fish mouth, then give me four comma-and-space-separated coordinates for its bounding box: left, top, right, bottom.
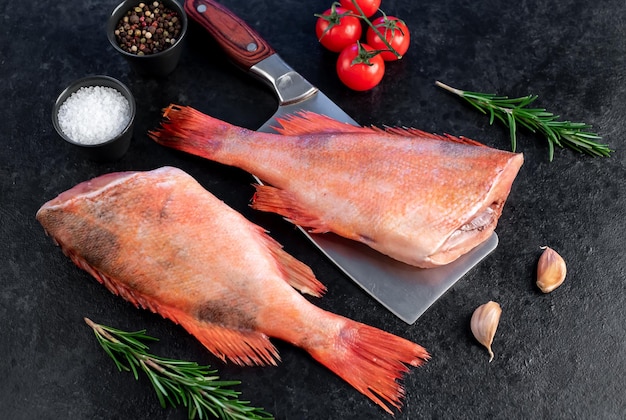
428, 152, 524, 267
458, 204, 500, 235
435, 201, 502, 264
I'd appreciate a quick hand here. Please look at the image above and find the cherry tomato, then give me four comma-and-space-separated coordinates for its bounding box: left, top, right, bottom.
336, 43, 385, 91
366, 16, 411, 61
339, 0, 381, 18
315, 5, 362, 53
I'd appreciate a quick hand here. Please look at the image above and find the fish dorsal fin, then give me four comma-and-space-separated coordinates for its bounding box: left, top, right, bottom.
273, 111, 487, 147
381, 126, 487, 147
273, 111, 373, 135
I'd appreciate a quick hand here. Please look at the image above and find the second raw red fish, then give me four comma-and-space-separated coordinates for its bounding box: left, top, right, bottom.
36, 166, 429, 414
150, 106, 523, 268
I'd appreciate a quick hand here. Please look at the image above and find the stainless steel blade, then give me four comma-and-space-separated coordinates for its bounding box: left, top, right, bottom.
257, 90, 358, 131
251, 55, 359, 129
253, 54, 498, 324
295, 232, 497, 325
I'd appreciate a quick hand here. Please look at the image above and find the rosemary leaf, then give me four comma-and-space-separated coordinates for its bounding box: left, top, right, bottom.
436, 81, 611, 161
85, 318, 273, 420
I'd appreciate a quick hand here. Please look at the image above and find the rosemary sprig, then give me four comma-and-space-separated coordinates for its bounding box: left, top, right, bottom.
84, 318, 273, 420
435, 81, 611, 161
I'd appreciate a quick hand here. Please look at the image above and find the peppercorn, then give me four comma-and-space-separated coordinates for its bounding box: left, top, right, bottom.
114, 1, 182, 56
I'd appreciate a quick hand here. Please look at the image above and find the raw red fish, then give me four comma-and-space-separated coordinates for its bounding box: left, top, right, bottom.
149, 105, 523, 268
36, 166, 429, 414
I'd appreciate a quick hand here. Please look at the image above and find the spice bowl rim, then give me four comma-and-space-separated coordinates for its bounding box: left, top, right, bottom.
52, 75, 136, 149
106, 0, 188, 60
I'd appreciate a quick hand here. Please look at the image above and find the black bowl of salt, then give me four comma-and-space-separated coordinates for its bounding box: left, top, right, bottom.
52, 75, 136, 161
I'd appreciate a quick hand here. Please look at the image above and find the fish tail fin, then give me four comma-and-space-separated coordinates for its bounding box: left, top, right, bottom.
148, 104, 245, 160
309, 318, 429, 414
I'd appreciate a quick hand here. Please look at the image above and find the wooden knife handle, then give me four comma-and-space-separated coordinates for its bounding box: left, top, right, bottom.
184, 0, 275, 69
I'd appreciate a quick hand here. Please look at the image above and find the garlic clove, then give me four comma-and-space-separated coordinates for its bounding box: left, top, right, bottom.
470, 301, 502, 362
536, 246, 567, 293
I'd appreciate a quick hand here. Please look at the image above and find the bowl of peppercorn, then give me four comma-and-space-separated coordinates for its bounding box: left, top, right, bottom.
107, 0, 188, 77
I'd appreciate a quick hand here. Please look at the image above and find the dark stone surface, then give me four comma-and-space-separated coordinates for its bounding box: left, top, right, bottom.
1, 0, 625, 419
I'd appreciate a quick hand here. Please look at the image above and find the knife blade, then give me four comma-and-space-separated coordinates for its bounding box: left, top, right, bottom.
184, 0, 498, 324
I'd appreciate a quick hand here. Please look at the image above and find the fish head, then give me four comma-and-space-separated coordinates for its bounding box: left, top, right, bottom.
42, 169, 146, 207
35, 170, 146, 275
35, 167, 184, 259
37, 167, 184, 220
421, 152, 524, 268
36, 170, 136, 233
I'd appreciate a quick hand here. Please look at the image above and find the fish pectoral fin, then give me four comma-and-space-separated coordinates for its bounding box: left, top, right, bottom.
175, 311, 281, 367
252, 184, 329, 233
273, 111, 373, 135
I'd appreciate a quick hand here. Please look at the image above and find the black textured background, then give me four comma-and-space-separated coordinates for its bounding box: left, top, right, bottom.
1, 0, 625, 419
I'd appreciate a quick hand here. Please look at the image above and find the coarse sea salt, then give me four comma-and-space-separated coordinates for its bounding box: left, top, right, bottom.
57, 85, 131, 145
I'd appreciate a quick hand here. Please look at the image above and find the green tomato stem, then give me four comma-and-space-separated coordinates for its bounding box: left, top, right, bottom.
350, 0, 401, 58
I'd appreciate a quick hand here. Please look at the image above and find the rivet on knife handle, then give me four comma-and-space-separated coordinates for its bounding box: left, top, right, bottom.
184, 0, 275, 69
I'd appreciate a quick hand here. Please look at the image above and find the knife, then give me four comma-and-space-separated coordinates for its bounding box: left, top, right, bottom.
183, 0, 498, 324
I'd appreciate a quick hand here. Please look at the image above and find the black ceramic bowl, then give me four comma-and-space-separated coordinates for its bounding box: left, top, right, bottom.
52, 75, 136, 161
107, 0, 188, 77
